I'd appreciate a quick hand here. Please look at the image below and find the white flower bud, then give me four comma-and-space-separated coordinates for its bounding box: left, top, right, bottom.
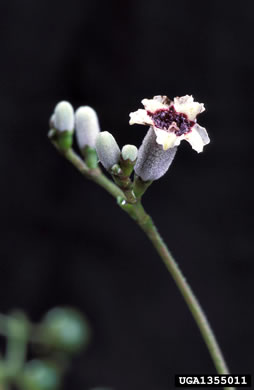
75, 106, 100, 150
54, 101, 74, 132
134, 127, 177, 181
121, 145, 138, 162
95, 131, 120, 170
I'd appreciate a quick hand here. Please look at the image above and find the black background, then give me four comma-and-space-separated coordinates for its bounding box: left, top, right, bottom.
0, 1, 253, 389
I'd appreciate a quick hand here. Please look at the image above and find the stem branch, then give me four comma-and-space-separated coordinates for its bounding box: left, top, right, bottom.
51, 143, 125, 200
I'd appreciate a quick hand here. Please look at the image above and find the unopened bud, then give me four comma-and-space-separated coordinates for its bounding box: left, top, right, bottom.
121, 145, 138, 162
50, 101, 74, 151
54, 101, 74, 132
134, 127, 177, 181
111, 164, 122, 175
75, 106, 100, 151
95, 131, 120, 170
120, 144, 138, 177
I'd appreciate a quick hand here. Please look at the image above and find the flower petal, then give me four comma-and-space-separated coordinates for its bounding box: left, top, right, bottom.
141, 98, 169, 113
154, 128, 178, 150
129, 109, 153, 126
153, 95, 172, 105
184, 124, 210, 153
173, 95, 205, 121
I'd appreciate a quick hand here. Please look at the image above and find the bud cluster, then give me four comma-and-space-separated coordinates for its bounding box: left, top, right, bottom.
49, 95, 209, 201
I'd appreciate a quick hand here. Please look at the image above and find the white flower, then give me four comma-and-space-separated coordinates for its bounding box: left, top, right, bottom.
129, 95, 210, 153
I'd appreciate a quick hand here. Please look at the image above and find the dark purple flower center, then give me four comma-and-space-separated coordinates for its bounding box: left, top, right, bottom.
148, 106, 195, 136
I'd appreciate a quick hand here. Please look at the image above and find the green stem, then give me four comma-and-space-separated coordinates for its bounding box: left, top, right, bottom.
51, 143, 126, 200
52, 142, 234, 389
123, 201, 234, 390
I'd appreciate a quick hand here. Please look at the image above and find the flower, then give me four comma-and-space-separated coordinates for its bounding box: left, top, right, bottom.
129, 95, 210, 153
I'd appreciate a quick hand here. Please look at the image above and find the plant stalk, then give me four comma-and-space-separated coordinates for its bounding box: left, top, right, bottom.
51, 144, 126, 200
52, 141, 234, 389
123, 201, 234, 390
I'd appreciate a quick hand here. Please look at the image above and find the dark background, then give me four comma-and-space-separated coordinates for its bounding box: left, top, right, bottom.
0, 1, 253, 389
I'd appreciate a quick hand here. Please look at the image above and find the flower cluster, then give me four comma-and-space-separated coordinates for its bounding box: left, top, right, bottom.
49, 95, 209, 183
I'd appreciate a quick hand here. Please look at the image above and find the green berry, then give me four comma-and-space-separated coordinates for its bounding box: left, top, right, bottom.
41, 307, 91, 354
20, 360, 60, 390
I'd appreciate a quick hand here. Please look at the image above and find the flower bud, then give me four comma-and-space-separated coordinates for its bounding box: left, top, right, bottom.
121, 144, 138, 162
134, 127, 177, 181
111, 164, 122, 175
54, 101, 74, 132
120, 145, 138, 177
50, 101, 75, 151
40, 307, 91, 354
95, 131, 120, 170
75, 106, 100, 151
